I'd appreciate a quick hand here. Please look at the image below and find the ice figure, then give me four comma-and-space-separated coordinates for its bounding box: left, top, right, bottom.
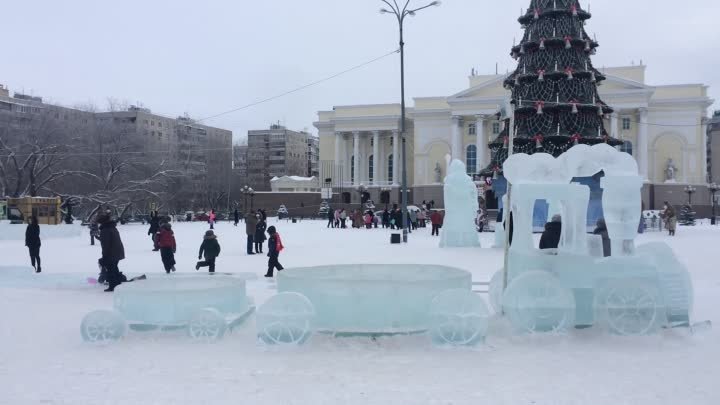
256, 292, 315, 345
81, 275, 253, 342
495, 144, 694, 335
429, 289, 489, 346
439, 159, 481, 248
277, 264, 472, 334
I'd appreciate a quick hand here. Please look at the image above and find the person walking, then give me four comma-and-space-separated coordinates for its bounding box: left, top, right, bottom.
339, 209, 347, 229
539, 215, 562, 250
334, 209, 340, 228
234, 209, 240, 227
97, 212, 126, 292
148, 211, 160, 251
255, 214, 267, 253
593, 218, 611, 257
25, 216, 42, 273
196, 230, 221, 273
264, 226, 285, 277
157, 222, 177, 273
208, 209, 217, 230
409, 210, 418, 230
245, 211, 258, 254
662, 201, 677, 236
382, 209, 390, 229
327, 206, 335, 228
364, 211, 373, 229
430, 210, 443, 236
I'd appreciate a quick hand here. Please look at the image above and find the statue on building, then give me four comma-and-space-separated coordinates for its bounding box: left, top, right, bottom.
434, 162, 442, 183
665, 158, 678, 183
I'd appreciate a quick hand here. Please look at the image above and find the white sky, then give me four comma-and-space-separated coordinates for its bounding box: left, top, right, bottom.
2, 0, 718, 143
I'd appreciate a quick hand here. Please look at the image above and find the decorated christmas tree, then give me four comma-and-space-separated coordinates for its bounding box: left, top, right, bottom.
678, 204, 696, 226
482, 0, 622, 177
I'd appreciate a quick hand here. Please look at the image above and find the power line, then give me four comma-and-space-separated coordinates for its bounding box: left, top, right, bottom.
196, 49, 400, 123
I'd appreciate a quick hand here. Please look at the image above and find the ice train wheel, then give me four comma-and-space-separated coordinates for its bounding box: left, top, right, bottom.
429, 289, 489, 346
596, 281, 662, 336
257, 292, 315, 345
81, 310, 127, 343
188, 308, 227, 341
502, 271, 575, 333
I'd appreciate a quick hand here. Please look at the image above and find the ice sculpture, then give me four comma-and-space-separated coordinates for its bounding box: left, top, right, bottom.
496, 144, 694, 335
277, 264, 472, 334
81, 275, 253, 342
256, 292, 315, 345
81, 310, 127, 343
488, 270, 504, 314
440, 159, 481, 248
429, 289, 490, 346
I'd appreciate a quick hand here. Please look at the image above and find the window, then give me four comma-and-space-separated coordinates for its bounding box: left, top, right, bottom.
620, 140, 633, 156
368, 155, 374, 182
144, 120, 149, 125
387, 154, 394, 182
469, 123, 476, 135
151, 121, 155, 126
158, 122, 162, 128
492, 122, 501, 134
151, 131, 155, 136
351, 155, 355, 183
390, 137, 394, 146
466, 145, 477, 175
622, 118, 631, 130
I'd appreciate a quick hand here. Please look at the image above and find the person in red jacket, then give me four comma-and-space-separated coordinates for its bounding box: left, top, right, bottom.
430, 210, 444, 237
157, 222, 176, 273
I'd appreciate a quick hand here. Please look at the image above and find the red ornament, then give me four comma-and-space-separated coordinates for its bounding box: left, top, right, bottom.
534, 8, 540, 19
533, 134, 544, 148
570, 133, 581, 145
503, 136, 509, 149
564, 36, 572, 49
565, 67, 574, 80
571, 4, 578, 17
535, 101, 545, 115
538, 69, 545, 81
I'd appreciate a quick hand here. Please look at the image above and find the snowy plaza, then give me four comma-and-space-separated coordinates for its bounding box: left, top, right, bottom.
0, 219, 718, 404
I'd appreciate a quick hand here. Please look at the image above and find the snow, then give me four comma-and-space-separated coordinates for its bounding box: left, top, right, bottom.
1, 220, 719, 404
0, 222, 83, 240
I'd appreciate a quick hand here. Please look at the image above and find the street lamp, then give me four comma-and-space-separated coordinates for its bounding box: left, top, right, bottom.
380, 0, 441, 243
684, 185, 696, 205
241, 185, 255, 211
709, 183, 720, 225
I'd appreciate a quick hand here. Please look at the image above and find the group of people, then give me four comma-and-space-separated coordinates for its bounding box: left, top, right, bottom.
325, 204, 447, 235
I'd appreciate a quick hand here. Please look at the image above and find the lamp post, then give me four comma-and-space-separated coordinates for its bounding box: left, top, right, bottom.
381, 0, 441, 243
241, 185, 255, 212
684, 185, 696, 205
709, 183, 719, 225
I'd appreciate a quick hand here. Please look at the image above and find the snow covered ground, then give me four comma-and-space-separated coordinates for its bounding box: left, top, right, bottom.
0, 219, 718, 405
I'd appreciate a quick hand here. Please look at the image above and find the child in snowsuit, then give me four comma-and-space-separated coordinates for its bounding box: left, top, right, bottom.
264, 226, 284, 277
157, 222, 177, 273
196, 230, 221, 273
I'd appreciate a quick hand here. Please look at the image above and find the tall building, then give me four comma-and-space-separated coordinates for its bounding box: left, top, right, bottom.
307, 135, 320, 178
707, 111, 720, 183
246, 124, 311, 191
0, 85, 233, 207
315, 64, 713, 209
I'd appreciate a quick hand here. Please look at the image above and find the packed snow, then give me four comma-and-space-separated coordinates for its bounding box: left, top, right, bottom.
0, 219, 719, 405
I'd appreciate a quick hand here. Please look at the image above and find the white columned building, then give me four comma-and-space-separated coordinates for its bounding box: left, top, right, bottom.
316, 65, 713, 209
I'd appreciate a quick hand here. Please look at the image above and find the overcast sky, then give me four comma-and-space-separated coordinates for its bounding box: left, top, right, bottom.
2, 0, 718, 143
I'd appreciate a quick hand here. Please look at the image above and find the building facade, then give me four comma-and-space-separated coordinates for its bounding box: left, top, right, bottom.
307, 136, 320, 178
316, 65, 713, 209
707, 111, 720, 183
247, 125, 312, 191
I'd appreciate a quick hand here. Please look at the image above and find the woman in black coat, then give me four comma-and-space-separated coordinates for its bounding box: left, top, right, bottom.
148, 211, 160, 251
254, 217, 267, 254
593, 218, 611, 257
25, 216, 41, 273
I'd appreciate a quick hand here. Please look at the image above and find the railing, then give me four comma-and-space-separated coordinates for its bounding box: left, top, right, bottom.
339, 181, 397, 188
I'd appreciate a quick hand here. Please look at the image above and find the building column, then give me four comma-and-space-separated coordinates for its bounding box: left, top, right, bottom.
353, 131, 361, 186
334, 132, 342, 184
476, 115, 487, 174
392, 130, 400, 186
638, 109, 649, 180
372, 131, 380, 185
451, 116, 463, 160
610, 113, 619, 140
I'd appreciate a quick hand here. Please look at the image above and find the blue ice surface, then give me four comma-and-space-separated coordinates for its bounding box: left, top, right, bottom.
277, 264, 472, 334
113, 275, 249, 326
439, 159, 481, 248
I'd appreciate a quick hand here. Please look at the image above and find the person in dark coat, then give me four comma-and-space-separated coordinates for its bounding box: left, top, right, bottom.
196, 230, 221, 273
25, 216, 42, 273
593, 218, 611, 257
382, 209, 390, 229
98, 213, 126, 292
264, 226, 284, 277
245, 211, 258, 255
233, 209, 240, 227
157, 222, 177, 273
255, 216, 267, 253
148, 211, 160, 251
539, 215, 562, 250
327, 206, 335, 228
